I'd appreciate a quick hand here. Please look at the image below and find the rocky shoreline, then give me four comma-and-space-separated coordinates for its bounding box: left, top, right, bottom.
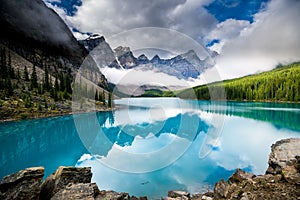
0, 138, 299, 200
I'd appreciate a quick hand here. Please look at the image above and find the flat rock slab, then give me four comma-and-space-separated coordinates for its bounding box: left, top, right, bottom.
267, 138, 300, 174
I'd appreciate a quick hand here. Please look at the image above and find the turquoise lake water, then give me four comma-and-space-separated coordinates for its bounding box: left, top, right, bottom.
0, 98, 300, 198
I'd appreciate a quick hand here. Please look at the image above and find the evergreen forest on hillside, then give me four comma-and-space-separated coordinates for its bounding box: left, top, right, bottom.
177, 63, 300, 102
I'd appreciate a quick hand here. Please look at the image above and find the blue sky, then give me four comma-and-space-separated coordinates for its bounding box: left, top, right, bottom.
205, 0, 270, 23
47, 0, 81, 16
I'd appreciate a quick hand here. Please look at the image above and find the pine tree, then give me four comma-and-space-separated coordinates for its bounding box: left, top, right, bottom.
30, 65, 38, 89
44, 66, 50, 91
65, 74, 72, 94
44, 98, 48, 109
24, 66, 29, 81
5, 77, 13, 96
59, 72, 65, 92
98, 91, 103, 102
16, 69, 20, 79
108, 92, 112, 108
102, 90, 106, 105
38, 103, 42, 111
55, 74, 59, 91
95, 90, 98, 101
8, 51, 15, 78
0, 47, 7, 78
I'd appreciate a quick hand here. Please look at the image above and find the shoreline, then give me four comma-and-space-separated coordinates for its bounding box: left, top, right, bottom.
1, 97, 299, 123
0, 106, 118, 123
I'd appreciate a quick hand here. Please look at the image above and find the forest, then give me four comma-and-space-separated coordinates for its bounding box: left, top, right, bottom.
0, 46, 112, 120
177, 62, 300, 102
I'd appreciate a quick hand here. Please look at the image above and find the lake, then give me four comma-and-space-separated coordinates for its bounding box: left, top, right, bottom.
0, 98, 299, 198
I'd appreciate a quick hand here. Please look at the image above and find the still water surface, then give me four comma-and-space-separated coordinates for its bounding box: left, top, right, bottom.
0, 98, 299, 198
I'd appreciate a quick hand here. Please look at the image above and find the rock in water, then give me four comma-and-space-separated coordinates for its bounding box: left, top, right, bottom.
40, 166, 92, 200
0, 167, 44, 200
266, 138, 300, 175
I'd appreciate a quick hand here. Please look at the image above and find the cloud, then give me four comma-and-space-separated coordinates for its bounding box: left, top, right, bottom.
210, 0, 300, 80
66, 0, 216, 41
205, 19, 250, 52
100, 67, 193, 90
44, 0, 300, 83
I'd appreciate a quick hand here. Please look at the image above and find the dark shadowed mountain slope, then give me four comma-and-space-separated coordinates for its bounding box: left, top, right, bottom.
0, 0, 87, 67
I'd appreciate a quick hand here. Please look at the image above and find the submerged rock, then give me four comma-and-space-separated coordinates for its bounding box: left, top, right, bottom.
0, 167, 44, 200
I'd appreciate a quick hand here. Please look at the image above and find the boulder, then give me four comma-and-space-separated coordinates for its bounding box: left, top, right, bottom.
213, 179, 230, 199
0, 167, 44, 200
229, 168, 255, 183
266, 138, 300, 175
51, 183, 99, 200
96, 190, 131, 200
40, 166, 92, 200
168, 190, 190, 199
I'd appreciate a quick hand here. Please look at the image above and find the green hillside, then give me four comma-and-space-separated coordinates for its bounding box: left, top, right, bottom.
176, 62, 300, 102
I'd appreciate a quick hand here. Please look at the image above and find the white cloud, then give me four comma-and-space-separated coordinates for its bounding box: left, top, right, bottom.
66, 0, 216, 41
206, 19, 250, 53
100, 67, 193, 89
208, 0, 300, 80
45, 0, 300, 83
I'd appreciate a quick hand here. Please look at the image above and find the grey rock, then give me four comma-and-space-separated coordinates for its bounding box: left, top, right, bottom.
229, 168, 255, 183
201, 196, 213, 200
168, 190, 190, 199
213, 179, 230, 199
40, 166, 92, 200
51, 183, 100, 200
0, 167, 44, 200
266, 138, 300, 175
96, 190, 131, 200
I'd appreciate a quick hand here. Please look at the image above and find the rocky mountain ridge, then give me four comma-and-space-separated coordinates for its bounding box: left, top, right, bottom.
79, 34, 218, 80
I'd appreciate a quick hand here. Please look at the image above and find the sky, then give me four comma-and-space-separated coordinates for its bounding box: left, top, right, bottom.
44, 0, 300, 81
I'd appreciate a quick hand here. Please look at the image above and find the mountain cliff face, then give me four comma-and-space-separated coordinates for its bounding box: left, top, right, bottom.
80, 34, 216, 80
0, 0, 88, 68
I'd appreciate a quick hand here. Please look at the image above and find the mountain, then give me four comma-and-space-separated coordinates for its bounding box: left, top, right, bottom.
79, 35, 121, 69
0, 0, 108, 86
80, 34, 216, 80
0, 0, 88, 67
0, 0, 109, 120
